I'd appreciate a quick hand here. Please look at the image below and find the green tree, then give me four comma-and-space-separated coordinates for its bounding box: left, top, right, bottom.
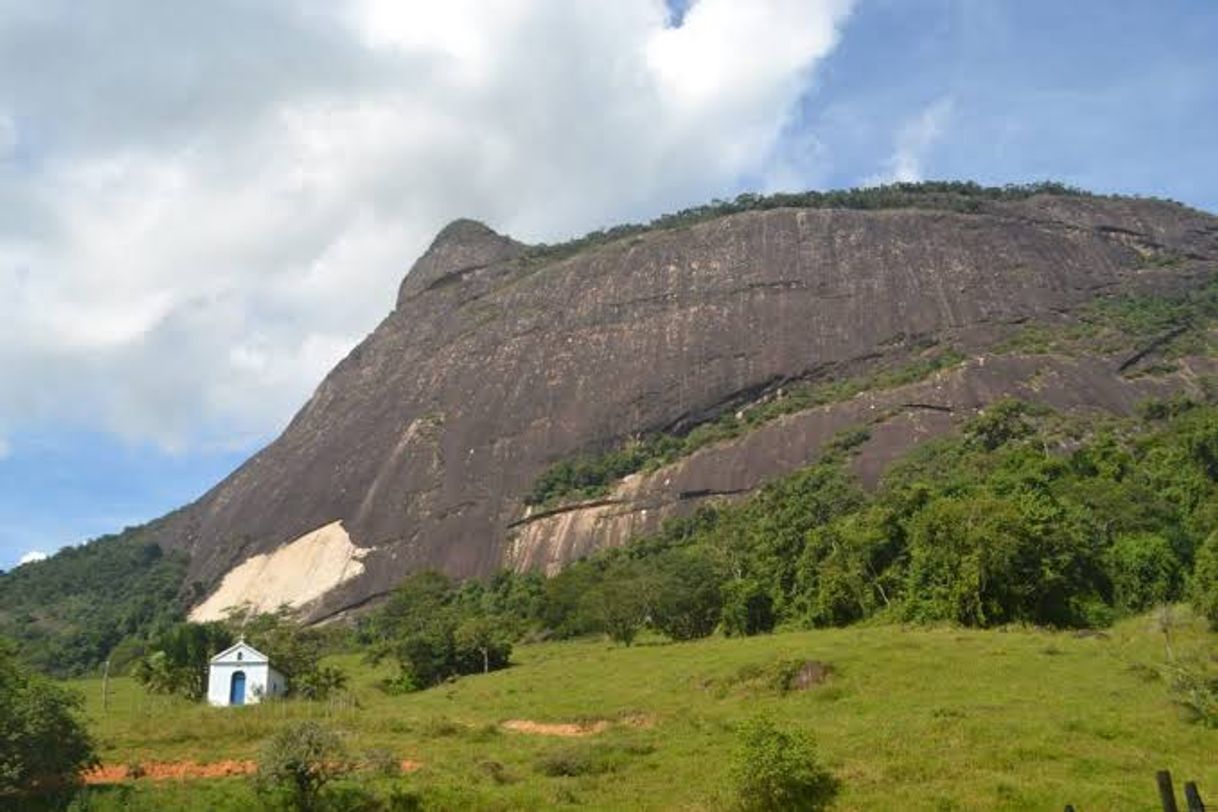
589, 565, 652, 646
649, 549, 722, 641
541, 563, 604, 638
0, 640, 97, 794
132, 622, 233, 700
455, 616, 512, 674
718, 465, 864, 616
721, 579, 776, 637
730, 714, 838, 811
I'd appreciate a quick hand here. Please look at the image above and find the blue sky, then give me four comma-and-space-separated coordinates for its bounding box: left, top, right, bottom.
2, 0, 1216, 570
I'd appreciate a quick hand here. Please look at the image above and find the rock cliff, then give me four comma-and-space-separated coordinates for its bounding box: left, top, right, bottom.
155, 190, 1218, 620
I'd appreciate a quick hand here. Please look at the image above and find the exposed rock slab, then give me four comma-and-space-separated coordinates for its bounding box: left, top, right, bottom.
150, 195, 1218, 619
189, 520, 367, 621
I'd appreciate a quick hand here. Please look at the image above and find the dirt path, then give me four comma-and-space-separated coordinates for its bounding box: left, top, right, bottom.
500, 714, 655, 737
84, 758, 421, 784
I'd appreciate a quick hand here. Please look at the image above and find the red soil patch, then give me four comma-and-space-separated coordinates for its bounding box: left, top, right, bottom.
84, 758, 421, 785
84, 760, 256, 784
501, 719, 610, 737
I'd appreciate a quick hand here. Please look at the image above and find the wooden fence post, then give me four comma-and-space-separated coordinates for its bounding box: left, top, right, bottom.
1184, 781, 1205, 812
1158, 770, 1181, 812
101, 657, 111, 714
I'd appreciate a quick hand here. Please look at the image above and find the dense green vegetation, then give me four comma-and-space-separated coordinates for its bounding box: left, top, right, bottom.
0, 525, 189, 678
516, 397, 1218, 641
358, 571, 519, 691
0, 641, 96, 797
525, 347, 966, 508
519, 181, 1097, 269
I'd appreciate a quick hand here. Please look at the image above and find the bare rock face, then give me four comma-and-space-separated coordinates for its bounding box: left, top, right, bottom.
156, 194, 1218, 620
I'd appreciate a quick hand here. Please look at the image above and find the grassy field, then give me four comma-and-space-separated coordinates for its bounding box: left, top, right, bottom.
63, 610, 1218, 810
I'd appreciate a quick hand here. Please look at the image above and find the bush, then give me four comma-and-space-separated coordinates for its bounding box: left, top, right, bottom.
965, 399, 1036, 451
294, 665, 350, 701
535, 744, 626, 777
0, 640, 98, 794
1192, 532, 1218, 629
254, 721, 351, 812
1167, 655, 1218, 727
731, 715, 838, 811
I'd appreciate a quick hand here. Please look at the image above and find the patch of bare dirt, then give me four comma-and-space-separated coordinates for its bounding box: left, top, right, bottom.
84, 760, 256, 784
789, 660, 833, 691
83, 758, 421, 785
501, 719, 610, 737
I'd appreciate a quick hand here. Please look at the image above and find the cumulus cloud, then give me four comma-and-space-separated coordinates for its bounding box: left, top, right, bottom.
0, 0, 855, 450
867, 97, 955, 185
18, 550, 48, 565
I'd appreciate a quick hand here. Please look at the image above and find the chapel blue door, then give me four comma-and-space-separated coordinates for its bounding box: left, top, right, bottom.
230, 671, 246, 706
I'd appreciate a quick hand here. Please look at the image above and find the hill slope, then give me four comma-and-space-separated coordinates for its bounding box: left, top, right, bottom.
66, 612, 1218, 810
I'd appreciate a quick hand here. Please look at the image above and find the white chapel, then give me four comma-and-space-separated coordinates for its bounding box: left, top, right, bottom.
207, 640, 287, 707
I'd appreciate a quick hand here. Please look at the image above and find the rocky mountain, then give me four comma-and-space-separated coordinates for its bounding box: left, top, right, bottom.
149, 185, 1218, 623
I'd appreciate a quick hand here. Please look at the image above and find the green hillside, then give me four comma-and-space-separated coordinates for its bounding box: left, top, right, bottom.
63, 611, 1218, 810
0, 523, 188, 677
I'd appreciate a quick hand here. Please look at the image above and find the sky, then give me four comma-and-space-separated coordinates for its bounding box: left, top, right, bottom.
1, 0, 1216, 570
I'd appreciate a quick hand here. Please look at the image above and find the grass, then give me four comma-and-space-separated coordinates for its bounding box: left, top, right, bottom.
63, 610, 1218, 810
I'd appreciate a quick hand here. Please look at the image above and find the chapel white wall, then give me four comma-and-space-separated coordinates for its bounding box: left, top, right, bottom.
207, 661, 275, 706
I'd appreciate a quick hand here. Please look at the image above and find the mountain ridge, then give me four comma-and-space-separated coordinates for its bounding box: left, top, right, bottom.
146, 183, 1218, 622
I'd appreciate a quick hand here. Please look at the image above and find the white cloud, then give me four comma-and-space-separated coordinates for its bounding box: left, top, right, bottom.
18, 549, 48, 565
867, 97, 955, 185
0, 0, 855, 450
